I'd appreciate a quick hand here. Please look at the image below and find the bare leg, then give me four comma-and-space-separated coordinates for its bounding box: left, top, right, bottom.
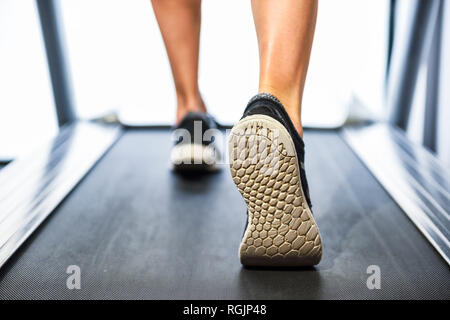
151, 0, 206, 124
251, 0, 318, 137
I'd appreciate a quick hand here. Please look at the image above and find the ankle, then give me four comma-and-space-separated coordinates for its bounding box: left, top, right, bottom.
258, 85, 303, 138
176, 91, 206, 123
285, 110, 303, 138
177, 91, 205, 110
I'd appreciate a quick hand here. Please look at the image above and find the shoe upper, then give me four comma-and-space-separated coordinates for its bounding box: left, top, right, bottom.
174, 112, 218, 146
242, 93, 313, 209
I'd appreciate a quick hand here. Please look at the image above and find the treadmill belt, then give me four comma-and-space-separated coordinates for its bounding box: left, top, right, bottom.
0, 129, 448, 299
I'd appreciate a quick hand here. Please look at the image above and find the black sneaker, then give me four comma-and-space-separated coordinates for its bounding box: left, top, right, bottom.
228, 93, 322, 266
171, 112, 221, 171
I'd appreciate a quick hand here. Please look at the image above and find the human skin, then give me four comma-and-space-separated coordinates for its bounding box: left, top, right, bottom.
151, 0, 318, 136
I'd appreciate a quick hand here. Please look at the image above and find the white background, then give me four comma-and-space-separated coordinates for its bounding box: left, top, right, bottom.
0, 0, 388, 158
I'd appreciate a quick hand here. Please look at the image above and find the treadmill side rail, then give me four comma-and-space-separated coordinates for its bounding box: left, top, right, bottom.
344, 123, 450, 265
0, 122, 121, 269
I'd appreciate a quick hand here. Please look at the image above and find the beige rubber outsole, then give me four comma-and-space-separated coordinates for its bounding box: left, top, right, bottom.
229, 115, 322, 267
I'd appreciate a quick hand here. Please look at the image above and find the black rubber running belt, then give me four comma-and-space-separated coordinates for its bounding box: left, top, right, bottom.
0, 129, 448, 299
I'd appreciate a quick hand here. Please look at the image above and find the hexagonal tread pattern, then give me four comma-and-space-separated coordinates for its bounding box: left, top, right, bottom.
229, 115, 322, 266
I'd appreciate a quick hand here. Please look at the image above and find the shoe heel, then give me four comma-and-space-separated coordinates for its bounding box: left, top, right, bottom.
228, 115, 322, 267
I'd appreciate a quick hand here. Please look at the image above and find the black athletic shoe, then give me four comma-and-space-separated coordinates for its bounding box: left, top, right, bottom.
171, 111, 221, 171
228, 93, 322, 266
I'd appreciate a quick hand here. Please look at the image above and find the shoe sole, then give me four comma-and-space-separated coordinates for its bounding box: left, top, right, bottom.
229, 115, 322, 267
171, 143, 219, 171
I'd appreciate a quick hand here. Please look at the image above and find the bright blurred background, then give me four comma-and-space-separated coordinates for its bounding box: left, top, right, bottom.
0, 0, 388, 159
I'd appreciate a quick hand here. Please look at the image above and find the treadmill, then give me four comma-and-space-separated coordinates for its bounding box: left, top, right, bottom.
0, 0, 448, 300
